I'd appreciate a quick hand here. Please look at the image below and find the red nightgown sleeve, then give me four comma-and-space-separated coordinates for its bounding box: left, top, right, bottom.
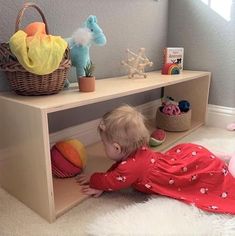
89, 159, 141, 191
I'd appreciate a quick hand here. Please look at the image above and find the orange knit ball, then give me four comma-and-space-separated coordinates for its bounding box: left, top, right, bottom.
51, 139, 87, 178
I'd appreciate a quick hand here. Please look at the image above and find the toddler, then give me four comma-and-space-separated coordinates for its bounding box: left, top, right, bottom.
77, 104, 235, 214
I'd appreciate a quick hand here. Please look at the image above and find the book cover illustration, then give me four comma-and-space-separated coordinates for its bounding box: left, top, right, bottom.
163, 47, 184, 72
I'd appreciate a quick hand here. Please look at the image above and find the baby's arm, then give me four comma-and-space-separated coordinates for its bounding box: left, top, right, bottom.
76, 174, 90, 185
89, 161, 140, 191
80, 185, 103, 197
76, 174, 104, 197
76, 163, 120, 197
76, 163, 118, 185
77, 160, 140, 196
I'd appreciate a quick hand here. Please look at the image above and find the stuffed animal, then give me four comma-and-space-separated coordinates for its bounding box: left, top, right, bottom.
65, 15, 106, 87
51, 139, 87, 178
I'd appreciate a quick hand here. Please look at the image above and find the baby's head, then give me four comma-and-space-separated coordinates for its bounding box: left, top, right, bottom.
98, 104, 150, 160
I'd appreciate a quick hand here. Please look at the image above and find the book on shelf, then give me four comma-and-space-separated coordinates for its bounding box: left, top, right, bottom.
163, 47, 184, 72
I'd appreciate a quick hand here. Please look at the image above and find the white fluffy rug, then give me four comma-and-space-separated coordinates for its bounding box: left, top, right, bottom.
87, 196, 235, 236
1, 127, 235, 235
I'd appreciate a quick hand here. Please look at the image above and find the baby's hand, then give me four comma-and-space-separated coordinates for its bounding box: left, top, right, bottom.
75, 174, 90, 185
81, 185, 103, 197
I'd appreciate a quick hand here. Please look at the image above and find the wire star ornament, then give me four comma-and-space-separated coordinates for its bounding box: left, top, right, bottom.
121, 48, 153, 78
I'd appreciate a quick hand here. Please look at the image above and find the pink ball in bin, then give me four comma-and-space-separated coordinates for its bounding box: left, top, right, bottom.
162, 104, 181, 116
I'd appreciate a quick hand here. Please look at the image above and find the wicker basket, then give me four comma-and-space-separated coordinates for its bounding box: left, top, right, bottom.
0, 3, 71, 96
156, 107, 192, 132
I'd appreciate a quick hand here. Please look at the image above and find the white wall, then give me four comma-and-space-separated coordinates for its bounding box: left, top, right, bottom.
0, 0, 169, 131
0, 0, 168, 86
168, 0, 235, 107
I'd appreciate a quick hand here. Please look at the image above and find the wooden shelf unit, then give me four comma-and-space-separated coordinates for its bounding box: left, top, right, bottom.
0, 70, 211, 222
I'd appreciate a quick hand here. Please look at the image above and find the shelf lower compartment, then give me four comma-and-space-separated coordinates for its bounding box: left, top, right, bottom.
0, 70, 210, 222
53, 142, 113, 218
53, 119, 204, 217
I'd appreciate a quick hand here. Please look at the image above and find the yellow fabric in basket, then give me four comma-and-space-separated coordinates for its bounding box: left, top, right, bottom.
9, 30, 67, 75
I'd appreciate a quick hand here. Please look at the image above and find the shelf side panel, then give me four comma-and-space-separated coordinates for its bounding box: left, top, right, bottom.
0, 99, 55, 222
164, 75, 211, 124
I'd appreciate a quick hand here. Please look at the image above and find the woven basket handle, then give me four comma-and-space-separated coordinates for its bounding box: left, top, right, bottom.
15, 2, 49, 34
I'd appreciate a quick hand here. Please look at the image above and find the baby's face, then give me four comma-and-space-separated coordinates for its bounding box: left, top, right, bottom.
100, 134, 124, 161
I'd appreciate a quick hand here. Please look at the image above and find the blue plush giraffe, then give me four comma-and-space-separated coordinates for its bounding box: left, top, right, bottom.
65, 15, 106, 87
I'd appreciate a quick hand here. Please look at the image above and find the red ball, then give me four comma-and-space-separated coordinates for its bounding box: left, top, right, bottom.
149, 129, 166, 147
51, 146, 82, 178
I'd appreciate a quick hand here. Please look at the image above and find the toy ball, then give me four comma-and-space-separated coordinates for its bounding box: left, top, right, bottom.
51, 139, 87, 178
161, 63, 180, 75
178, 100, 190, 112
149, 129, 166, 147
162, 103, 181, 116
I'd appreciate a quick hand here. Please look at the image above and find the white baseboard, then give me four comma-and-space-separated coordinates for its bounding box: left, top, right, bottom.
50, 100, 161, 146
206, 104, 235, 129
50, 102, 235, 146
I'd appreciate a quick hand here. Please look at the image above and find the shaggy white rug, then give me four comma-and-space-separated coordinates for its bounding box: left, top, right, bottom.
87, 196, 235, 236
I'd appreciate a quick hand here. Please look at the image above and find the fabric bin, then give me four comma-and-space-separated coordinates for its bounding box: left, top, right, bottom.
156, 107, 191, 132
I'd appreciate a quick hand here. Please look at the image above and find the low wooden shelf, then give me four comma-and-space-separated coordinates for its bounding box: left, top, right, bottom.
0, 70, 211, 222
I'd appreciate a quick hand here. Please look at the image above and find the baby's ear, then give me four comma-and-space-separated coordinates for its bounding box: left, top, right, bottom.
113, 143, 121, 154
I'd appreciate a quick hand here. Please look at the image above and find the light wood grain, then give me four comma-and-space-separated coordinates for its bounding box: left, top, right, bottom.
0, 99, 55, 222
0, 70, 211, 222
0, 71, 210, 113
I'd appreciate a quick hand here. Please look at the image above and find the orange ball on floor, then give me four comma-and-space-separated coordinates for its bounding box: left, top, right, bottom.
51, 139, 87, 178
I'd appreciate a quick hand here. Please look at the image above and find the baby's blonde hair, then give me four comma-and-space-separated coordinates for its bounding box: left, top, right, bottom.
98, 104, 150, 154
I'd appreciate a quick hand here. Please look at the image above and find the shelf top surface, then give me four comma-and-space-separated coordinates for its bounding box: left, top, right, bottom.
0, 70, 210, 113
